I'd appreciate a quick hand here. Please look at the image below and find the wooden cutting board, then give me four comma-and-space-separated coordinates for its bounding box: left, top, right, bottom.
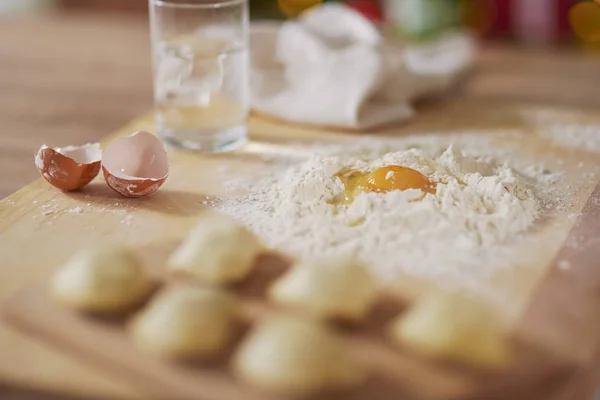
2, 98, 600, 399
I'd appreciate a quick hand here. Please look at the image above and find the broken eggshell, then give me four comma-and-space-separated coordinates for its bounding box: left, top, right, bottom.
102, 130, 169, 197
35, 143, 102, 191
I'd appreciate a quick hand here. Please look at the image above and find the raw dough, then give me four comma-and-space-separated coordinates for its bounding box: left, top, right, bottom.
51, 245, 150, 313
389, 292, 512, 368
233, 315, 365, 396
168, 213, 264, 285
128, 284, 238, 357
269, 256, 378, 321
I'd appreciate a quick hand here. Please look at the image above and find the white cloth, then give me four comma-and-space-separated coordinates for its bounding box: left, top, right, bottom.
250, 3, 476, 130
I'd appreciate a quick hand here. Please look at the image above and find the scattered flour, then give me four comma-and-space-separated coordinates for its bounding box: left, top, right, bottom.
557, 260, 571, 271
519, 107, 600, 152
545, 124, 600, 152
217, 165, 232, 173
65, 207, 84, 214
215, 139, 567, 298
121, 215, 135, 226
519, 107, 588, 124
568, 213, 582, 221
40, 203, 58, 216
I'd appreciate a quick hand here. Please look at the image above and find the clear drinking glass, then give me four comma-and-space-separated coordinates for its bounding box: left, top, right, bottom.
149, 0, 249, 151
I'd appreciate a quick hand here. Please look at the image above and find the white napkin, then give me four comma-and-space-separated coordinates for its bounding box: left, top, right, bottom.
250, 3, 476, 130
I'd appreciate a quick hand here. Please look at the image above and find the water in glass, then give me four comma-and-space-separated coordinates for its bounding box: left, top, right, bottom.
153, 30, 248, 151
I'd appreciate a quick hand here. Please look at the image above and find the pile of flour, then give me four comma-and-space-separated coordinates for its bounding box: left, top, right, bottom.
215, 139, 563, 295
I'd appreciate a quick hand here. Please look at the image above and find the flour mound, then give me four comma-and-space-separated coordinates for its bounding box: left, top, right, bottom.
216, 143, 549, 293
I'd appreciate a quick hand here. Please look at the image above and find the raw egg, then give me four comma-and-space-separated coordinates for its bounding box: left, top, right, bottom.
35, 143, 101, 191
335, 165, 436, 204
367, 165, 435, 193
335, 165, 435, 203
102, 131, 169, 198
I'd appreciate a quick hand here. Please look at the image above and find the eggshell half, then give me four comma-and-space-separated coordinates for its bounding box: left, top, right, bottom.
34, 143, 101, 191
102, 131, 169, 198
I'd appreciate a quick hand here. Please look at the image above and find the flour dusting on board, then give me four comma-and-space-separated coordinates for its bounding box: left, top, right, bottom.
544, 124, 600, 152
214, 136, 569, 300
520, 107, 600, 152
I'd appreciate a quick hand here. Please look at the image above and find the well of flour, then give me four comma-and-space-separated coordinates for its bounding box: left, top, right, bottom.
215, 139, 564, 297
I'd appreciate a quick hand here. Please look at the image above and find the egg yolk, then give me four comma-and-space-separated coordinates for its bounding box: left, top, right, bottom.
367, 166, 436, 194
334, 165, 435, 204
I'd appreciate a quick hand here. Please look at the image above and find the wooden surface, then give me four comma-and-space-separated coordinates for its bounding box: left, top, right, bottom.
0, 281, 576, 400
4, 165, 600, 399
0, 13, 152, 200
59, 0, 149, 13
1, 11, 600, 400
0, 104, 599, 399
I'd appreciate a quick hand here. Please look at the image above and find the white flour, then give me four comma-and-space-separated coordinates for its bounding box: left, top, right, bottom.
544, 123, 600, 152
215, 138, 565, 298
519, 107, 600, 152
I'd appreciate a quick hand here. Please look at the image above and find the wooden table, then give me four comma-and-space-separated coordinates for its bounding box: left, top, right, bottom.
1, 11, 600, 400
0, 12, 152, 200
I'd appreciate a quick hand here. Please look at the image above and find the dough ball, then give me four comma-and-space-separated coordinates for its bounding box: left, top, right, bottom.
129, 284, 238, 358
389, 292, 511, 368
51, 245, 150, 313
168, 213, 264, 285
269, 256, 377, 321
233, 315, 365, 396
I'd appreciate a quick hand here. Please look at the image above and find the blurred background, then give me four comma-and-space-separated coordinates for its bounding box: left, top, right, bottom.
1, 0, 597, 46
0, 0, 599, 199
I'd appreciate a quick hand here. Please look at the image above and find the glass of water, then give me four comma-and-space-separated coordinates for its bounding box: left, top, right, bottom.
149, 0, 249, 152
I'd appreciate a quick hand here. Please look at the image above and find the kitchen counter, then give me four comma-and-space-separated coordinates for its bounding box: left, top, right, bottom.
1, 11, 600, 400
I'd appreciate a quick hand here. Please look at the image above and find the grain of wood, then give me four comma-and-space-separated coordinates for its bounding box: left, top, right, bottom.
1, 105, 600, 399
1, 11, 600, 400
0, 12, 153, 399
0, 13, 152, 199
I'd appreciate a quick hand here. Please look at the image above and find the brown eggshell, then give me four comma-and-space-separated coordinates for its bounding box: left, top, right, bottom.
102, 131, 169, 198
34, 143, 101, 191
